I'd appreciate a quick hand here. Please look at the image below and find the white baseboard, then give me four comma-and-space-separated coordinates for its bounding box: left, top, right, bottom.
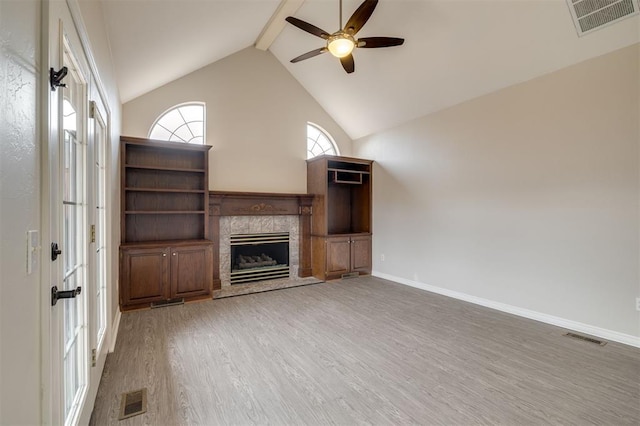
108, 309, 121, 353
372, 271, 640, 348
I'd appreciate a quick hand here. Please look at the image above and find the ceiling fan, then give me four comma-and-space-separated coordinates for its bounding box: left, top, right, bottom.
285, 0, 404, 74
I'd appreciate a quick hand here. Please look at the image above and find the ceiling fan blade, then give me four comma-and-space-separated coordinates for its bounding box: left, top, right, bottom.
285, 16, 330, 39
290, 47, 328, 63
344, 0, 378, 35
357, 37, 405, 48
340, 54, 355, 74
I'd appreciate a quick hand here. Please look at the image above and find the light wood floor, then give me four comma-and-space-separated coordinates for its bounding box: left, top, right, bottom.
90, 277, 640, 425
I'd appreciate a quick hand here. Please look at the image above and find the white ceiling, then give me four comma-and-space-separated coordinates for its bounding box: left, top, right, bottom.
101, 0, 639, 140
100, 0, 282, 103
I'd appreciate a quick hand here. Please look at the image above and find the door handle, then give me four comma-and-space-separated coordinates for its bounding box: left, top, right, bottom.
51, 286, 81, 306
51, 242, 62, 261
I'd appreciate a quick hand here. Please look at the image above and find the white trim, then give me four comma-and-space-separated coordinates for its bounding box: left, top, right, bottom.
40, 2, 54, 423
307, 121, 340, 158
108, 309, 121, 353
372, 271, 640, 349
148, 101, 206, 144
66, 0, 113, 119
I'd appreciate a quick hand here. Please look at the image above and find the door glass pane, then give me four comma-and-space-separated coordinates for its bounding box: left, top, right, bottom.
61, 43, 87, 425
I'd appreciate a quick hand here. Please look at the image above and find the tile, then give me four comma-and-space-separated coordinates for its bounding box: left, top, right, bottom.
259, 216, 274, 233
219, 233, 230, 255
273, 216, 289, 232
220, 217, 231, 238
220, 253, 230, 285
230, 216, 250, 233
220, 215, 301, 289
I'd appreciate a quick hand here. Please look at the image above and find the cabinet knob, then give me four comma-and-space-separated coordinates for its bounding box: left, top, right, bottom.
172, 252, 176, 256
162, 253, 167, 257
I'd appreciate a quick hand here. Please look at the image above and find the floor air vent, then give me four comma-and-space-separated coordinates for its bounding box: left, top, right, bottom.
150, 298, 184, 308
341, 272, 360, 279
564, 332, 607, 346
566, 0, 639, 36
119, 388, 147, 420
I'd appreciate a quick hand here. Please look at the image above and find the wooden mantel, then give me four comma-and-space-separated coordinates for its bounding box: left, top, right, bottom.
208, 191, 314, 290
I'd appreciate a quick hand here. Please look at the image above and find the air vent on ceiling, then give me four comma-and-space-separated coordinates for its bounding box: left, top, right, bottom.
566, 0, 639, 36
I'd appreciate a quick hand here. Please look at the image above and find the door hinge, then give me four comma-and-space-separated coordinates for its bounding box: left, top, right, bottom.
90, 224, 96, 243
89, 100, 97, 119
91, 348, 97, 367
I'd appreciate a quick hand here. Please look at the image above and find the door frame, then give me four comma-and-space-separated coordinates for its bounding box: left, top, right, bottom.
46, 11, 92, 426
78, 94, 110, 426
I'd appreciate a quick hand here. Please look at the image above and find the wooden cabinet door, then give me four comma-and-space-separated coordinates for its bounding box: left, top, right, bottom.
351, 235, 372, 273
120, 246, 169, 306
325, 237, 351, 277
170, 244, 213, 298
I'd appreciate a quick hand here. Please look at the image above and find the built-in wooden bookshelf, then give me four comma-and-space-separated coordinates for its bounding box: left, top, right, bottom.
307, 155, 373, 280
119, 136, 213, 310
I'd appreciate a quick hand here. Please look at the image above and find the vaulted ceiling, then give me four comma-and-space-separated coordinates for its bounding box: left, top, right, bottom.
101, 0, 639, 139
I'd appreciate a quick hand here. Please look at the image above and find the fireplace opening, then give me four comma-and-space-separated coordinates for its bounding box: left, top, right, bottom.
230, 232, 289, 284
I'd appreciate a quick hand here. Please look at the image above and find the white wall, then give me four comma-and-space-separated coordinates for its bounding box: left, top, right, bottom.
123, 47, 352, 194
0, 1, 41, 424
354, 44, 639, 341
0, 0, 121, 423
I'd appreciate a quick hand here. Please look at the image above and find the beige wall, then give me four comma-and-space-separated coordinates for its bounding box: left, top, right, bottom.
354, 44, 639, 339
123, 47, 352, 194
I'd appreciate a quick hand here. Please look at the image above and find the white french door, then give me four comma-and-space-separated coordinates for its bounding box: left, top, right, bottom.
77, 95, 111, 425
45, 4, 92, 424
60, 37, 89, 426
90, 100, 108, 357
44, 1, 113, 423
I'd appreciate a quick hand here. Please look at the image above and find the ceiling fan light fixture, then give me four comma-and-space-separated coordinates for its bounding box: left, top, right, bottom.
327, 33, 355, 58
286, 0, 404, 73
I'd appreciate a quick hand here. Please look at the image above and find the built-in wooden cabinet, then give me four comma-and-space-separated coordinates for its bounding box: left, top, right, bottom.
120, 245, 169, 306
323, 236, 351, 277
119, 136, 213, 310
307, 155, 373, 280
120, 241, 213, 308
320, 235, 372, 278
170, 243, 214, 297
349, 234, 372, 273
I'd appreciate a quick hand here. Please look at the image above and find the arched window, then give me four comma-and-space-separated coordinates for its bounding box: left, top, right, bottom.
149, 102, 205, 144
307, 122, 339, 159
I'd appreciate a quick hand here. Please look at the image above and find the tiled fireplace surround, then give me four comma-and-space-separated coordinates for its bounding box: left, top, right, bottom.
208, 191, 313, 291
220, 215, 299, 286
